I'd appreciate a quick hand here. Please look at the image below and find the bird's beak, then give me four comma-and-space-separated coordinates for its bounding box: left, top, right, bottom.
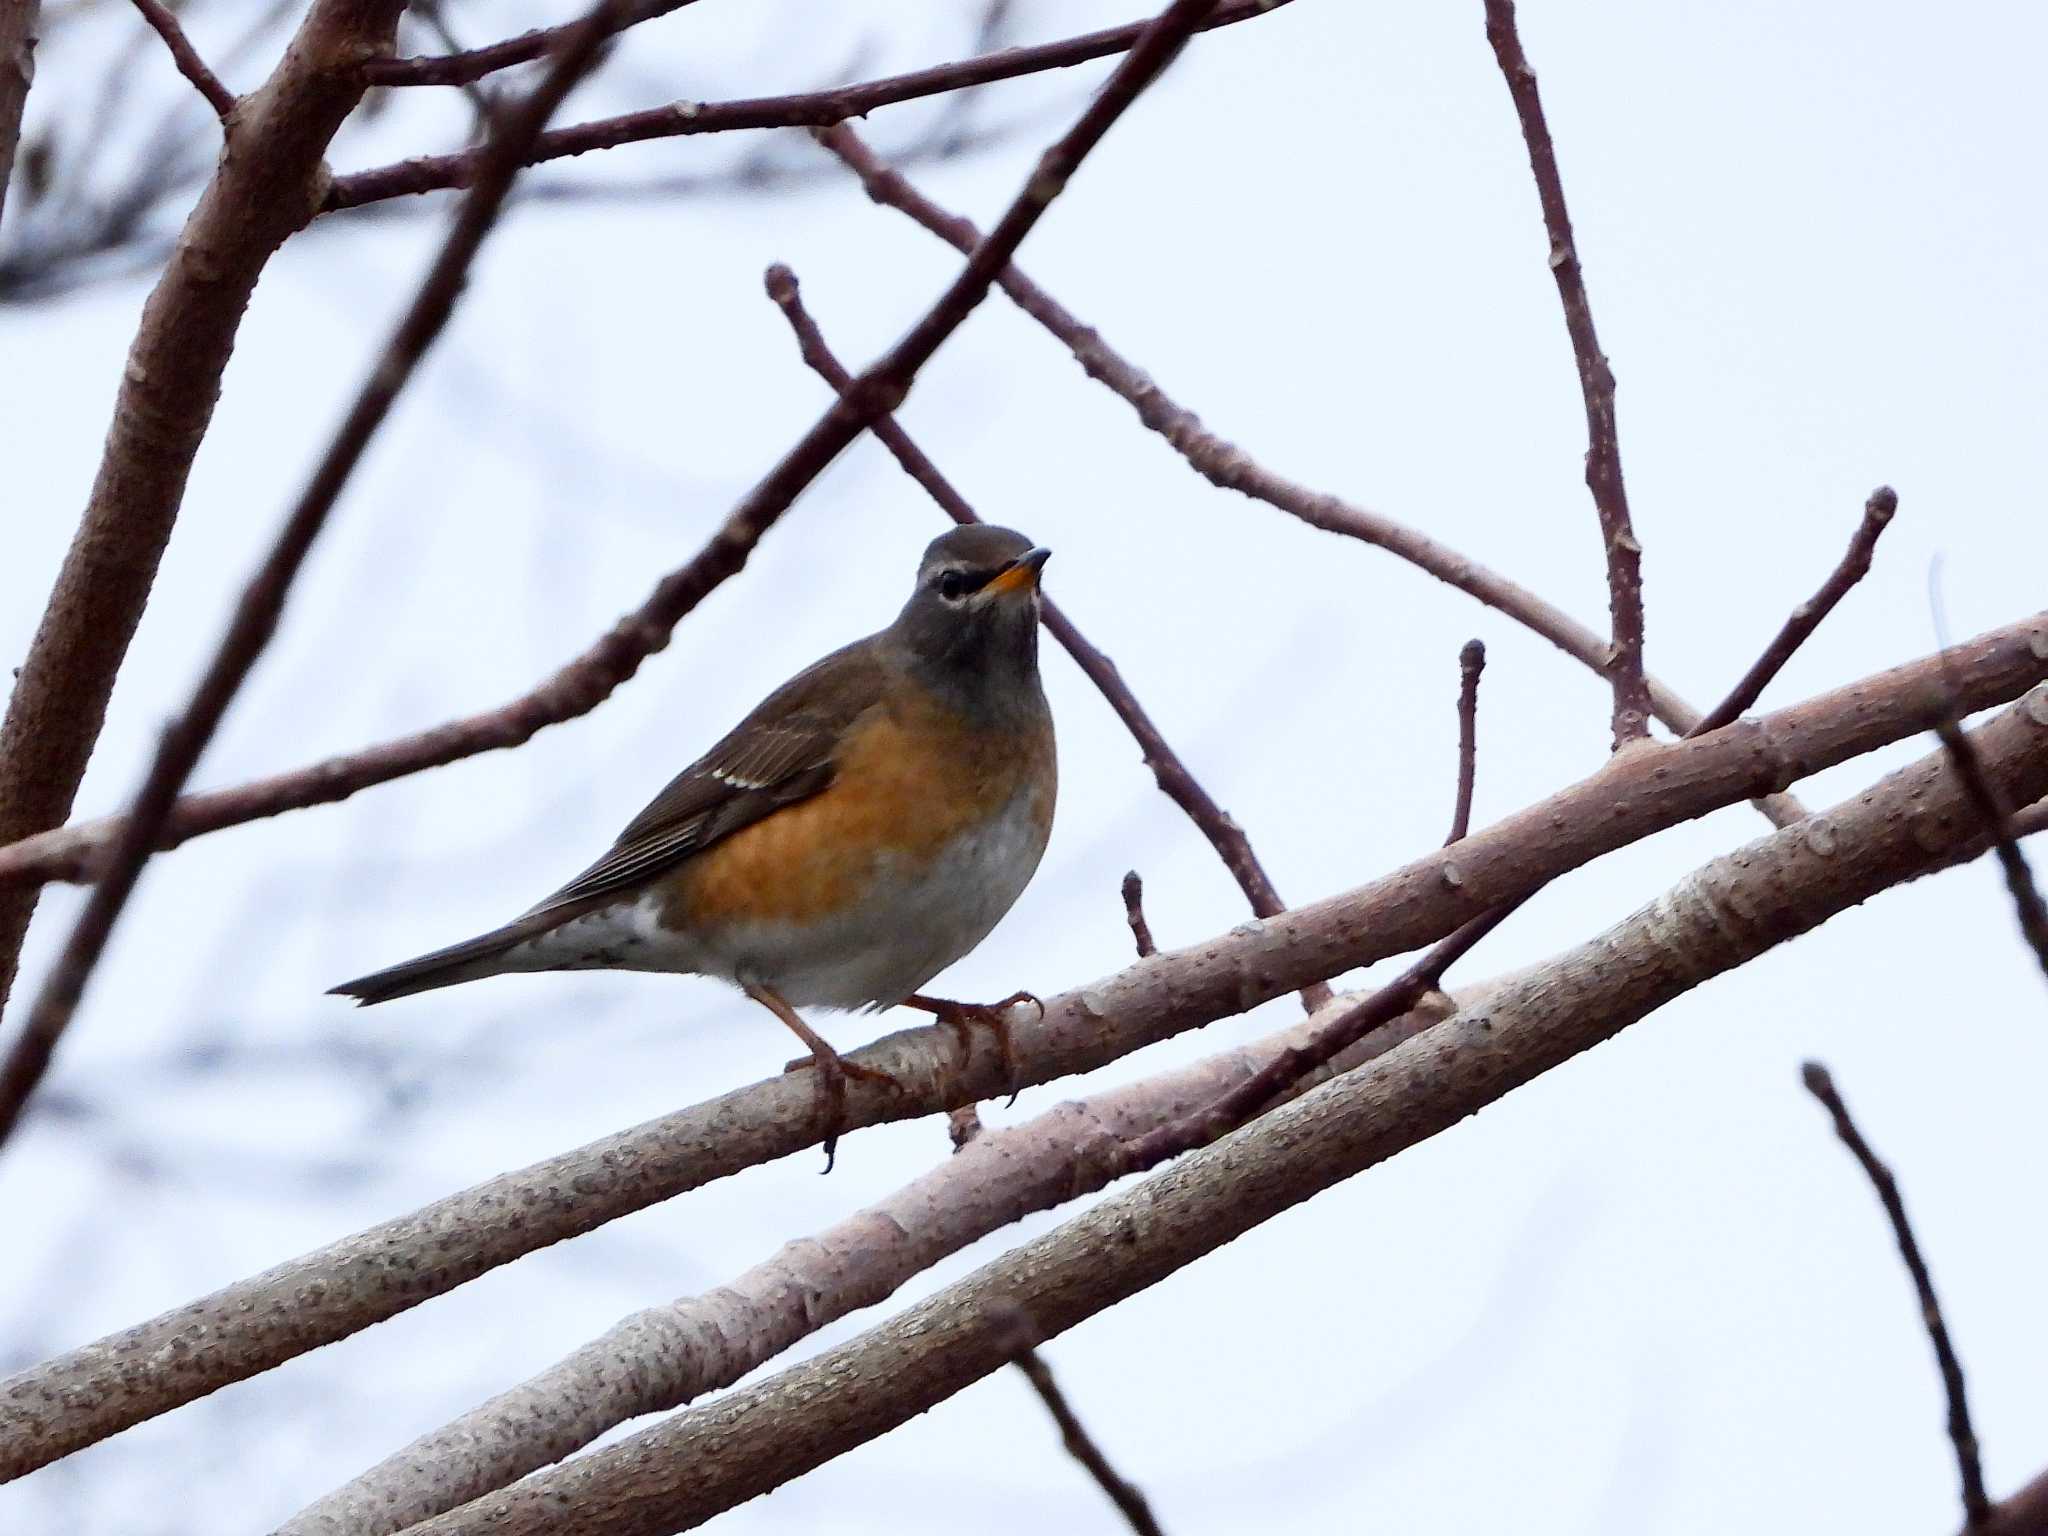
982, 546, 1051, 599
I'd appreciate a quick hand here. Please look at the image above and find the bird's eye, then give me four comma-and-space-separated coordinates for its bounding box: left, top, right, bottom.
937, 569, 967, 600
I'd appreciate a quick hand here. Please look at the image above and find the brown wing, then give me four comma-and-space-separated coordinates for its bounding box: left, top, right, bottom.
524, 637, 889, 919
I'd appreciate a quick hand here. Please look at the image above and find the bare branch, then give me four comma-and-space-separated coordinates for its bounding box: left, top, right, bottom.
1801, 1062, 1990, 1528
395, 688, 2048, 1536
0, 0, 635, 1147
1689, 487, 1898, 737
1122, 870, 1156, 958
328, 0, 1297, 210
1008, 1340, 1168, 1536
0, 0, 406, 1019
1481, 0, 1651, 749
1447, 638, 1486, 844
1934, 719, 2048, 986
814, 125, 1805, 823
129, 0, 236, 119
364, 0, 703, 89
762, 260, 1325, 1008
5, 619, 2043, 1480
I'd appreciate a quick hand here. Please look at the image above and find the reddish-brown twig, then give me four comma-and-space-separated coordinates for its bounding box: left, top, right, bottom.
129, 0, 238, 119
1688, 488, 1899, 737
1122, 871, 1157, 958
1008, 1340, 1167, 1536
0, 0, 633, 1148
1801, 1062, 1990, 1528
1481, 0, 1650, 750
330, 0, 1294, 209
1934, 719, 2048, 987
763, 261, 1328, 1010
1446, 638, 1486, 844
363, 0, 702, 88
811, 125, 1813, 825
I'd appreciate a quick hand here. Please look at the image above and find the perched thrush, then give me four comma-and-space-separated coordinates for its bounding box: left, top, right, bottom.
332, 525, 1057, 1155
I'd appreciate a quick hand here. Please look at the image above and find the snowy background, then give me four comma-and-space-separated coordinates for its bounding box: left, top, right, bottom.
3, 0, 2046, 1530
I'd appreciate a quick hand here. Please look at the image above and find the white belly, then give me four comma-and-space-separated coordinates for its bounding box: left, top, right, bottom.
505, 785, 1050, 1010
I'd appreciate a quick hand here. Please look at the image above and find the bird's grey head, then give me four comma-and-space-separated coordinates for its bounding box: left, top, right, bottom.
890, 524, 1050, 710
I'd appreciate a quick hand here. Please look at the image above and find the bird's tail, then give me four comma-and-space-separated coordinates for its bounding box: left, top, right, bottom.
328, 918, 548, 1006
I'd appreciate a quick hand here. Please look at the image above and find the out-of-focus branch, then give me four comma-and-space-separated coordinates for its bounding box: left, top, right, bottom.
364, 0, 703, 88
0, 0, 44, 233
1447, 638, 1485, 844
1482, 0, 1649, 748
129, 0, 236, 118
6, 620, 2044, 1480
762, 260, 1326, 1009
815, 125, 1805, 824
1008, 1338, 1168, 1536
328, 0, 1296, 209
282, 980, 1440, 1536
1978, 1467, 2048, 1536
1689, 488, 1898, 737
1934, 719, 2048, 985
397, 688, 2048, 1536
0, 0, 636, 1148
1801, 1062, 1989, 1528
1122, 871, 1156, 957
0, 0, 406, 1022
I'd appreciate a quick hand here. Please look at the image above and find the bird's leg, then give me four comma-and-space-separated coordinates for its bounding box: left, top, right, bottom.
902, 990, 1041, 1103
744, 981, 897, 1173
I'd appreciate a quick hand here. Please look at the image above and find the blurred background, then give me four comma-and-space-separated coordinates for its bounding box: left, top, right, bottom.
3, 0, 2046, 1530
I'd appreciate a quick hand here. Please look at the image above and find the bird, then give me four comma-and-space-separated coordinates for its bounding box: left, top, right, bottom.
331, 524, 1056, 1161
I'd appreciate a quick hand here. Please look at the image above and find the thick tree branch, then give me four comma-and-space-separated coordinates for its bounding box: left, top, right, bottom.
1688, 487, 1898, 737
815, 125, 1802, 821
328, 0, 1296, 210
1801, 1062, 1988, 1528
5, 617, 2043, 1480
0, 0, 405, 1021
399, 686, 2048, 1536
763, 260, 1326, 1008
1482, 0, 1651, 748
0, 0, 38, 235
129, 0, 236, 119
0, 0, 634, 1149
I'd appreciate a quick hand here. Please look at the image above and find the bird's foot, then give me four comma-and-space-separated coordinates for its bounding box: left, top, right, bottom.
903, 990, 1041, 1104
780, 1046, 905, 1172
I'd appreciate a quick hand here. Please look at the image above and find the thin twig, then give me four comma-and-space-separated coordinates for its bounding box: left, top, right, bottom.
330, 0, 1294, 209
1482, 0, 1651, 749
1800, 1062, 1990, 1528
1446, 638, 1485, 844
128, 0, 237, 119
1689, 487, 1899, 737
363, 0, 701, 88
1934, 720, 2048, 987
1122, 871, 1156, 958
763, 261, 1327, 1009
0, 0, 632, 1148
813, 125, 1809, 825
1008, 1340, 1167, 1536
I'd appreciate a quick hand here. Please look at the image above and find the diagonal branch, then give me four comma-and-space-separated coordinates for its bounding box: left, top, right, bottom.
328, 0, 1296, 209
5, 617, 2044, 1481
363, 0, 703, 88
0, 0, 636, 1148
813, 125, 1801, 821
1482, 0, 1651, 749
393, 686, 2048, 1536
1934, 719, 2048, 986
1008, 1338, 1169, 1536
0, 0, 406, 1022
129, 0, 237, 119
1689, 487, 1898, 737
1801, 1062, 1990, 1528
762, 261, 1326, 1009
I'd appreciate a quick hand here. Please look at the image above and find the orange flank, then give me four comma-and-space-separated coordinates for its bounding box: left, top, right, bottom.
659, 689, 1054, 933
